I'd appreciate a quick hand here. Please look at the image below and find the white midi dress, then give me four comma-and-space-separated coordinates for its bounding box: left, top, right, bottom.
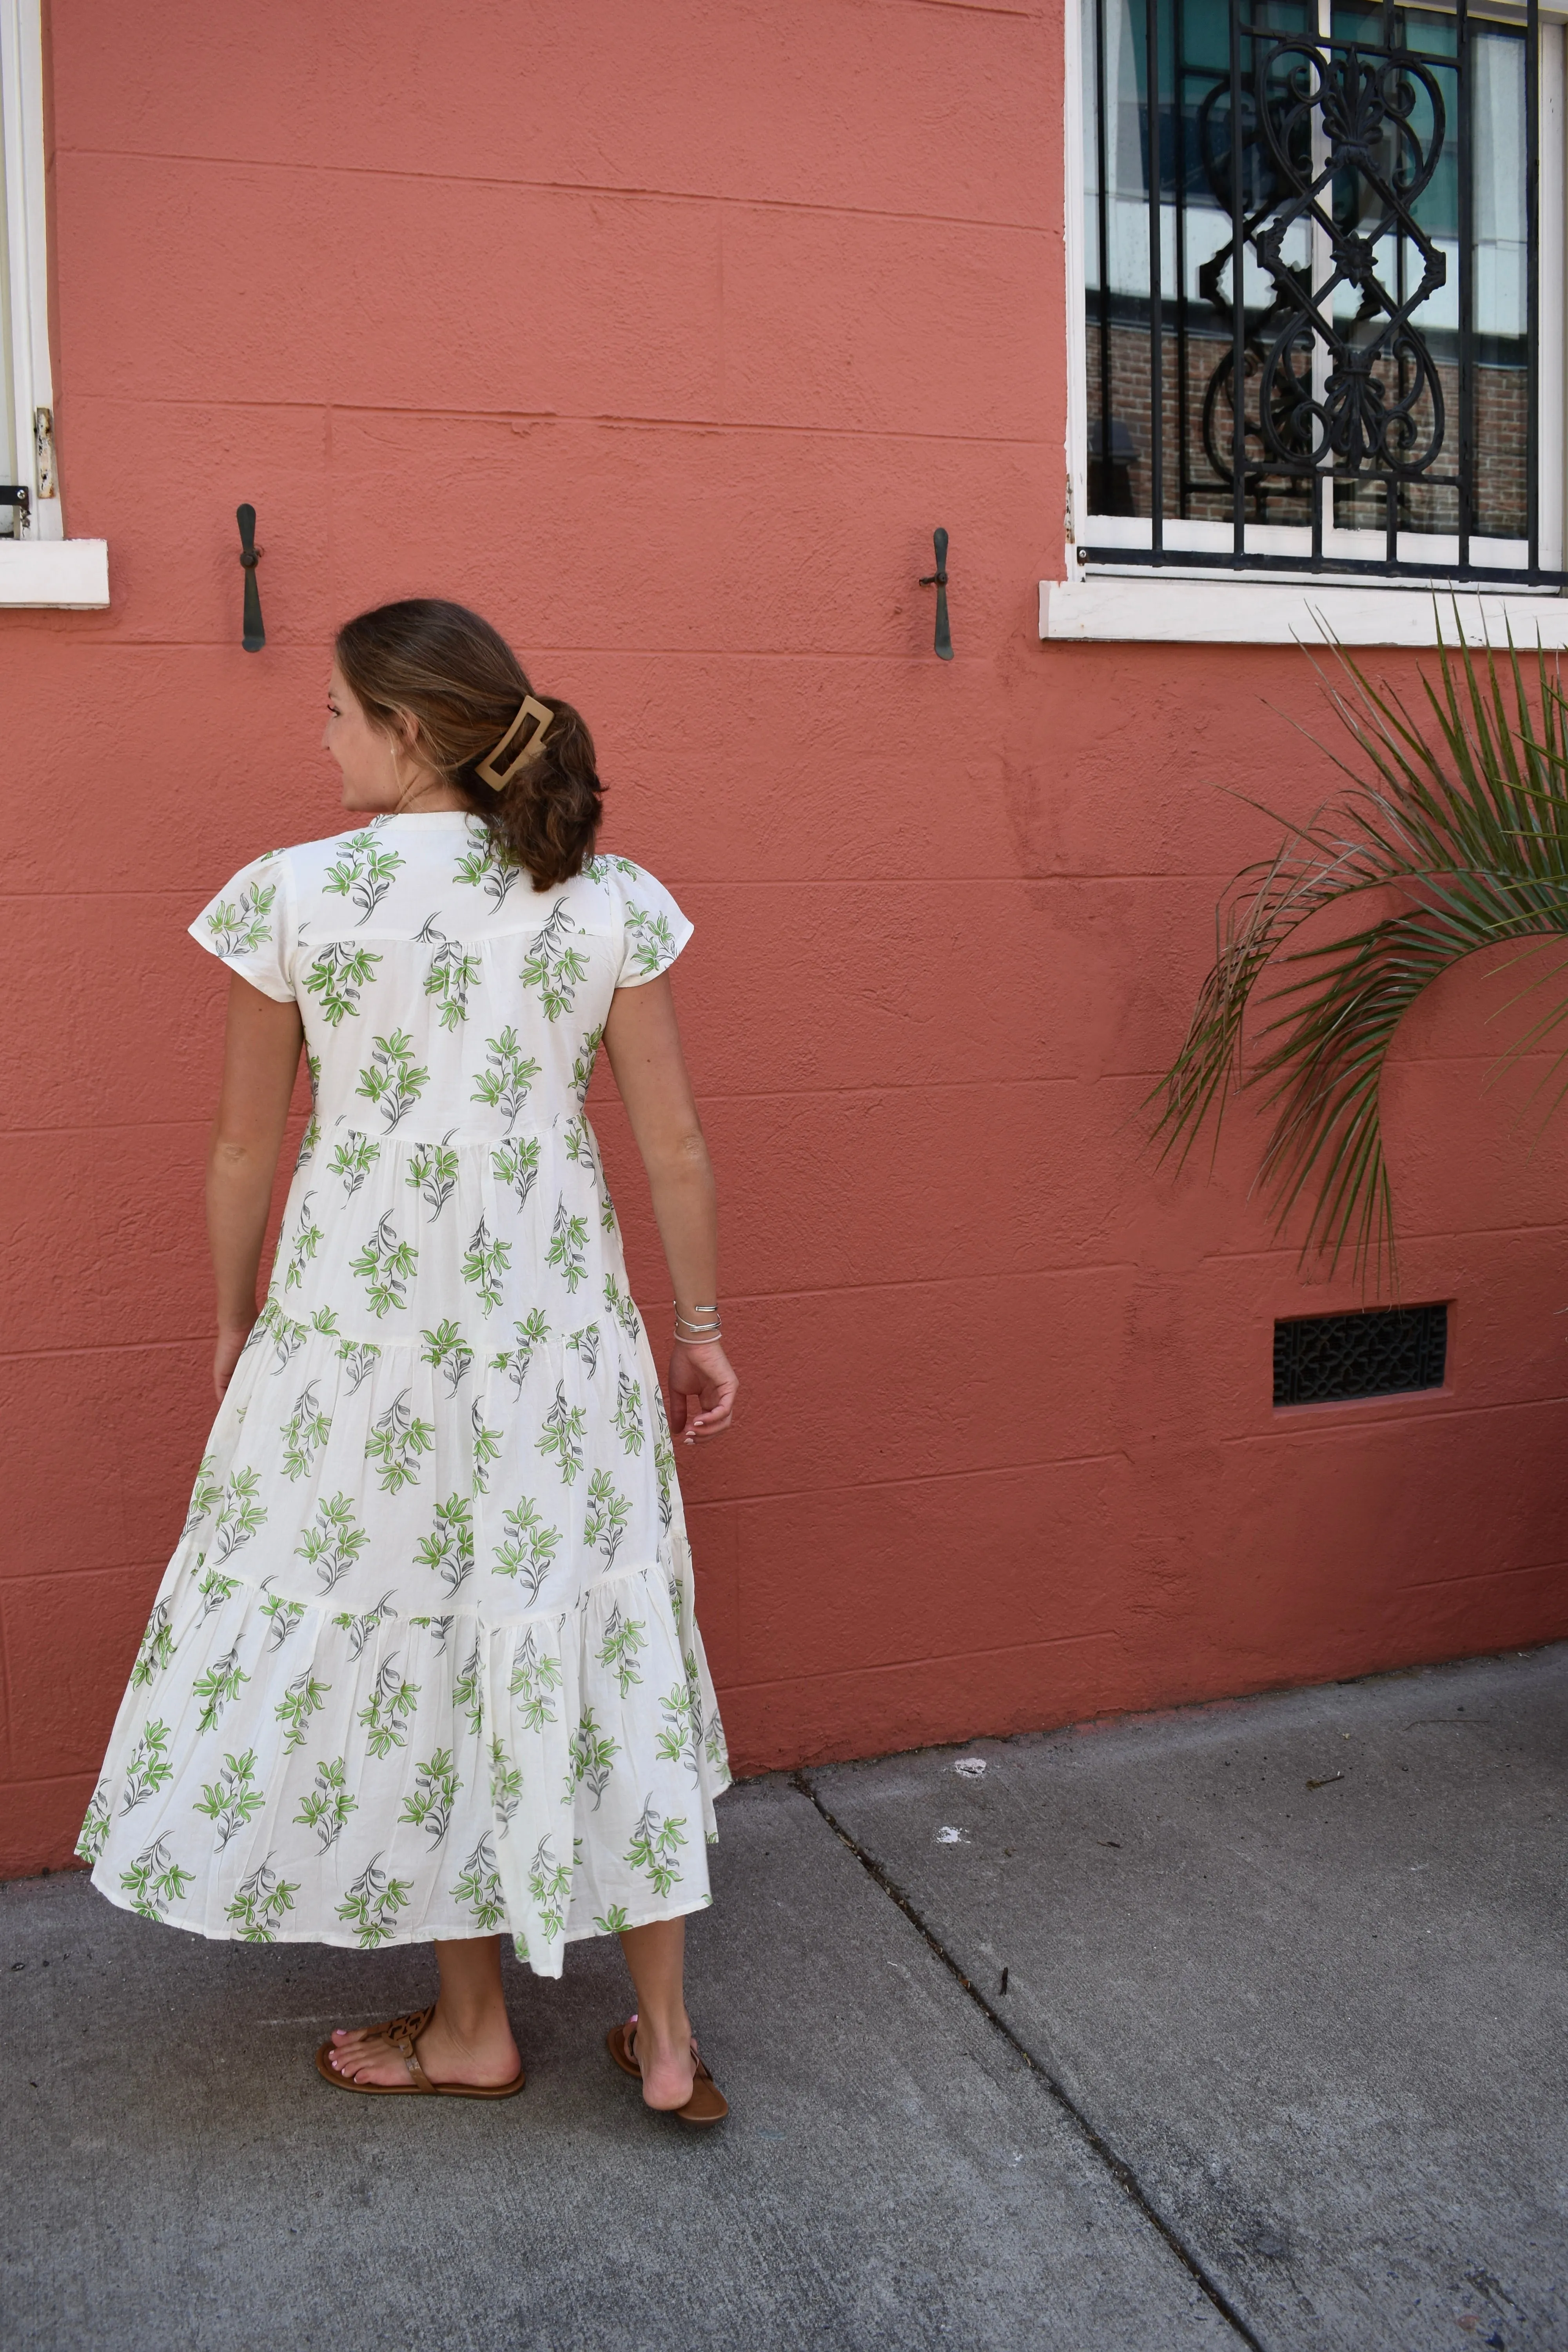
78, 811, 731, 1971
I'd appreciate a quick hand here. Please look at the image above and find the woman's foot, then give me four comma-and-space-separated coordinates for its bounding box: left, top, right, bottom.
628, 2010, 697, 2111
326, 2001, 521, 2089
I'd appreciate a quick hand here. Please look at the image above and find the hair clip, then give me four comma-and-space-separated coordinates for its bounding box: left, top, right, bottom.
476, 694, 554, 791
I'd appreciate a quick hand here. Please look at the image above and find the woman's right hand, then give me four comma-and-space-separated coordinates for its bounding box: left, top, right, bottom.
668, 1340, 738, 1445
214, 1314, 258, 1401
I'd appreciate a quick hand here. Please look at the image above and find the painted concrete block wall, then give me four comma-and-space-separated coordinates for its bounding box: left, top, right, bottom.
4, 0, 1566, 1875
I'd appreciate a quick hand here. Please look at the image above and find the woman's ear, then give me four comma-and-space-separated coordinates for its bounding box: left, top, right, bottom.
391, 707, 423, 758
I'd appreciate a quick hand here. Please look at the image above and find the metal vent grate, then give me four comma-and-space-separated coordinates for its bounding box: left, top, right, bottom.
1273, 1304, 1449, 1409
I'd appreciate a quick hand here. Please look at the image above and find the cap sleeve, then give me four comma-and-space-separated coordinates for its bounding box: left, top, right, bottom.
187, 846, 296, 1002
611, 860, 693, 989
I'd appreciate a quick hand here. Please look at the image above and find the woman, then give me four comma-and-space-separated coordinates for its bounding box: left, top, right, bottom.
78, 599, 737, 2123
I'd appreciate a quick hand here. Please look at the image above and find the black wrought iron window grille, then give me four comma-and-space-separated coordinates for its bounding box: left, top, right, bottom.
1081, 0, 1567, 584
1273, 1300, 1450, 1403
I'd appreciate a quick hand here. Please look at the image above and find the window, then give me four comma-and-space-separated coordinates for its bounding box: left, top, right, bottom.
0, 0, 106, 604
1053, 0, 1568, 637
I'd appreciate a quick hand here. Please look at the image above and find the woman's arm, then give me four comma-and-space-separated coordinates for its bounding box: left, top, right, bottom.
207, 973, 305, 1398
601, 973, 737, 1444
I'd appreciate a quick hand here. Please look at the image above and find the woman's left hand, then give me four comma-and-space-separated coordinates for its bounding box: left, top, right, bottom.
668, 1340, 738, 1445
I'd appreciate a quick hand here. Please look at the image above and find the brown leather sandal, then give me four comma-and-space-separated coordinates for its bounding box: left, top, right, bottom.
315, 2004, 526, 2098
606, 2012, 728, 2125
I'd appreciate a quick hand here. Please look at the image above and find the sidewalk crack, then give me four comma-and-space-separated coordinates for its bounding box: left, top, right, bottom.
791, 1772, 1266, 2351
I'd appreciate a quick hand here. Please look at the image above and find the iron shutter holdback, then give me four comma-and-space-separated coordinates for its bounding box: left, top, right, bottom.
237, 504, 265, 651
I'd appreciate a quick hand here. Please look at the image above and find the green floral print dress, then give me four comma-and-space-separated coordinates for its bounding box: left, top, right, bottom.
78, 813, 730, 1969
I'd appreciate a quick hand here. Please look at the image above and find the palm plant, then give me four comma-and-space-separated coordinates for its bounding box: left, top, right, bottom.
1150, 617, 1568, 1287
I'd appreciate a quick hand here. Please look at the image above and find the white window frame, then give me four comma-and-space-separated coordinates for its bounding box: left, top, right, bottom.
0, 0, 106, 606
1046, 0, 1568, 644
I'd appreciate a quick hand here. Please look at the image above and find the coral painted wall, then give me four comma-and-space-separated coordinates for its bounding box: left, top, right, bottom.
5, 0, 1566, 1875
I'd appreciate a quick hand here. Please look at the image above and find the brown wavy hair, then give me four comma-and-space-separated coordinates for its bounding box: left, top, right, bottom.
333, 599, 601, 889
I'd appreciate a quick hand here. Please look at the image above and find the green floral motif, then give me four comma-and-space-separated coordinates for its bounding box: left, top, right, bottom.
452, 1833, 505, 1930
418, 917, 481, 1030
594, 1903, 632, 1933
182, 1453, 223, 1537
563, 1116, 595, 1169
365, 1389, 434, 1492
492, 1132, 541, 1209
597, 1597, 646, 1695
586, 852, 639, 881
282, 1191, 323, 1293
657, 1679, 700, 1781
331, 1591, 397, 1659
296, 1490, 369, 1593
569, 1706, 618, 1809
194, 1644, 249, 1734
408, 1612, 454, 1653
323, 829, 404, 923
492, 1308, 550, 1395
212, 1467, 267, 1564
508, 1627, 564, 1730
495, 1497, 561, 1602
652, 1387, 677, 1534
307, 1050, 322, 1099
356, 1029, 429, 1131
625, 1795, 687, 1898
198, 1569, 238, 1621
130, 1600, 176, 1688
421, 1318, 473, 1395
455, 827, 521, 908
224, 1855, 299, 1942
601, 1184, 617, 1236
453, 1632, 485, 1737
304, 941, 381, 1026
537, 1381, 587, 1485
358, 1655, 419, 1758
546, 1198, 589, 1293
260, 1590, 306, 1651
194, 1747, 265, 1847
570, 1023, 604, 1107
329, 1133, 381, 1197
206, 869, 278, 957
528, 1835, 572, 1939
490, 1737, 523, 1834
400, 1748, 460, 1845
276, 1668, 330, 1752
613, 1372, 645, 1456
624, 900, 677, 977
585, 1470, 632, 1570
118, 1731, 172, 1816
461, 1213, 510, 1315
470, 1399, 503, 1493
522, 899, 588, 1020
77, 1778, 113, 1864
337, 1336, 381, 1392
295, 1756, 356, 1851
281, 1379, 332, 1481
472, 1027, 540, 1128
121, 1835, 193, 1921
415, 1494, 475, 1596
603, 1272, 642, 1344
336, 1853, 412, 1947
407, 1138, 459, 1220
262, 1303, 310, 1372
567, 1321, 601, 1378
294, 1110, 321, 1172
352, 1213, 418, 1317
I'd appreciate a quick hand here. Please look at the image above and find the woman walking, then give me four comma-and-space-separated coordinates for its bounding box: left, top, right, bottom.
78, 599, 736, 2122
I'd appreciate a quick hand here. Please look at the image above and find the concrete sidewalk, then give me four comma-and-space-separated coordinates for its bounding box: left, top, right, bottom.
4, 1645, 1564, 2352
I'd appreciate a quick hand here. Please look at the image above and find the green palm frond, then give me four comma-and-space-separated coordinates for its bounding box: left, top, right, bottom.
1149, 608, 1568, 1287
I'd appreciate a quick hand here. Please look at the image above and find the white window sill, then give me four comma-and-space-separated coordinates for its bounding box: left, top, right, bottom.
1040, 572, 1568, 648
0, 537, 109, 607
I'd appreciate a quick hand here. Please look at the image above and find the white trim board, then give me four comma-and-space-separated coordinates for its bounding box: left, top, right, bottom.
0, 537, 107, 604
1041, 574, 1568, 646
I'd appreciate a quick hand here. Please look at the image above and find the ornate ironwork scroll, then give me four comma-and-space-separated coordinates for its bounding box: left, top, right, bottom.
1196, 25, 1450, 503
